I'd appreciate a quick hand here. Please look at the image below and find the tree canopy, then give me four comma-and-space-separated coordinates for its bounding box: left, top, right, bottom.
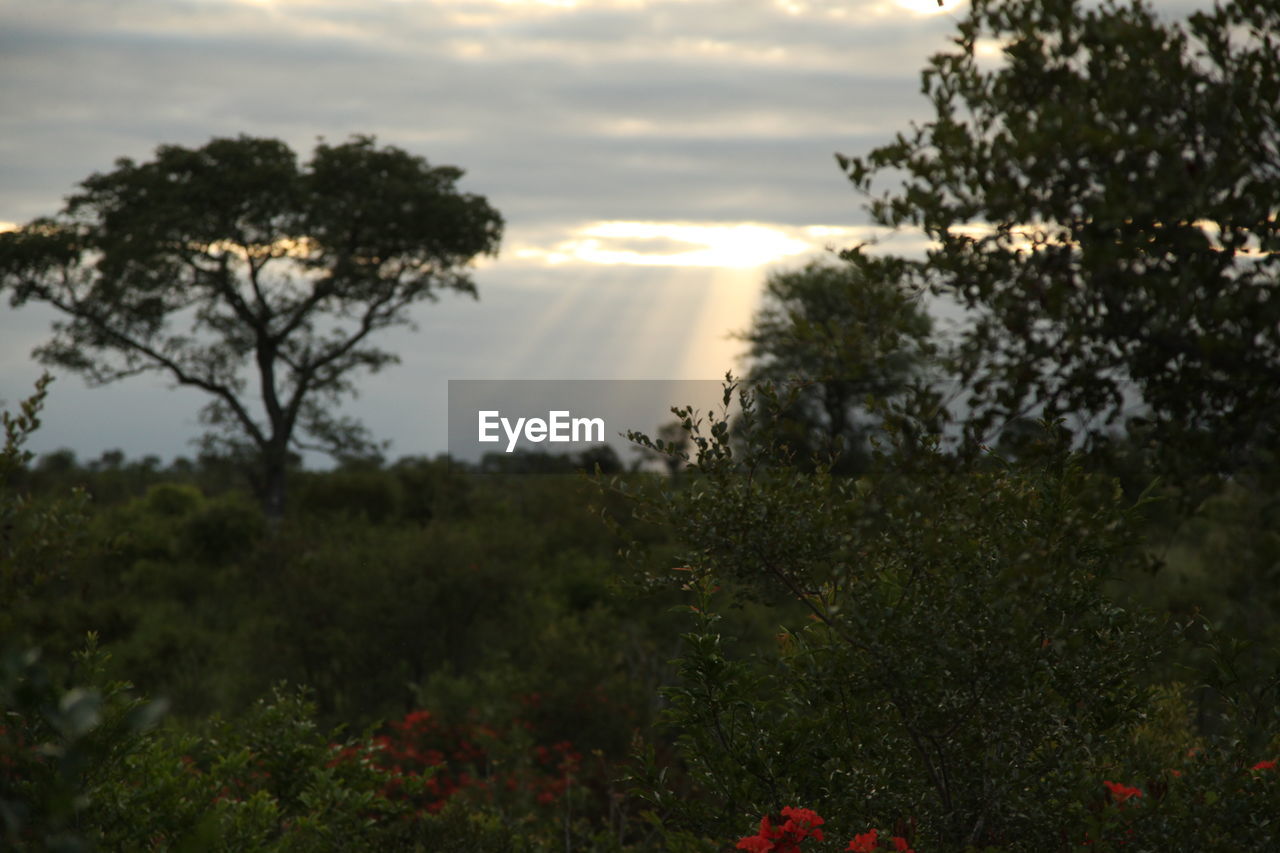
0, 135, 503, 517
738, 260, 935, 473
839, 0, 1280, 480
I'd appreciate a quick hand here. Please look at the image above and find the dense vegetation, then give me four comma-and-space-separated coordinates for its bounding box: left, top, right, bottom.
3, 370, 1278, 851
3, 0, 1279, 850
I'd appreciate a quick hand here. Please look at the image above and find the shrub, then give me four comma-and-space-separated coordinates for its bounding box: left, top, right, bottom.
624, 384, 1167, 850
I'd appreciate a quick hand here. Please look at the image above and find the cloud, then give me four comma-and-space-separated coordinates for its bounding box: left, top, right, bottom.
1, 0, 960, 224
0, 0, 985, 461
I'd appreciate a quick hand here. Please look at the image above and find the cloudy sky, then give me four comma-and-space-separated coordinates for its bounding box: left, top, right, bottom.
0, 0, 1193, 465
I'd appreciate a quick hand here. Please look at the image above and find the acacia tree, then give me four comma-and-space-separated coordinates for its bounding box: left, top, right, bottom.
0, 135, 502, 518
839, 0, 1280, 481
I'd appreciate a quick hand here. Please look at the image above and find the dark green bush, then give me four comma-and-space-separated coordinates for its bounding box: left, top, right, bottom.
180, 493, 266, 565
295, 469, 403, 523
624, 388, 1172, 851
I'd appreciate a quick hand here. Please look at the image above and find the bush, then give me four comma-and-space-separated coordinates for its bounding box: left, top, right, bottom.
624, 385, 1170, 850
295, 469, 403, 523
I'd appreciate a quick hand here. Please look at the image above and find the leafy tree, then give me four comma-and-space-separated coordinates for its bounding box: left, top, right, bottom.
0, 135, 503, 518
737, 260, 936, 473
839, 0, 1280, 481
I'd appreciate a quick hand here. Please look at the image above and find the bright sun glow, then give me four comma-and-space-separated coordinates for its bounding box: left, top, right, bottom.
464, 0, 650, 7
504, 220, 831, 380
494, 0, 581, 7
515, 221, 817, 269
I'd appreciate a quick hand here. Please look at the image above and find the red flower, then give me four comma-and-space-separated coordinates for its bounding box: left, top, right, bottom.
780, 806, 825, 841
780, 806, 823, 826
736, 809, 827, 852
1103, 780, 1143, 804
891, 837, 915, 853
847, 829, 879, 852
1251, 759, 1276, 771
736, 816, 779, 852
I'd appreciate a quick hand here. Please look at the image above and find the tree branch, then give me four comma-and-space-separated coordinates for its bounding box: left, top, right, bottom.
38, 286, 267, 449
282, 289, 406, 431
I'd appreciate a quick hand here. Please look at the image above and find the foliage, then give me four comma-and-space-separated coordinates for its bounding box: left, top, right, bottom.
0, 134, 503, 517
736, 260, 938, 474
5, 427, 687, 851
734, 806, 834, 852
356, 703, 646, 849
294, 467, 404, 524
8, 10, 1280, 839
476, 446, 625, 475
2, 660, 539, 852
623, 384, 1168, 850
10, 464, 677, 736
1088, 754, 1280, 852
839, 0, 1280, 481
0, 637, 166, 852
2, 649, 662, 851
1, 376, 91, 634
722, 761, 1280, 853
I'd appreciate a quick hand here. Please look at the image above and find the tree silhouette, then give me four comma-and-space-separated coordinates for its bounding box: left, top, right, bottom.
738, 260, 935, 473
840, 0, 1280, 480
0, 135, 503, 518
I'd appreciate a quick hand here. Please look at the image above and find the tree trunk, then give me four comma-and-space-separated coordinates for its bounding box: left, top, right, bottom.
260, 447, 288, 524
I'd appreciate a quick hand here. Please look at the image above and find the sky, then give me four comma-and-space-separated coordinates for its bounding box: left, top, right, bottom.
0, 0, 1195, 466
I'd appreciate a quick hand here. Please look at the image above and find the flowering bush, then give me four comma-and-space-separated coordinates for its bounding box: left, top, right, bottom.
623, 387, 1164, 849
1101, 781, 1142, 805
1080, 757, 1280, 851
734, 808, 914, 853
845, 829, 915, 853
729, 767, 1278, 853
351, 705, 584, 815
624, 383, 1280, 851
3, 675, 538, 851
736, 806, 826, 852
